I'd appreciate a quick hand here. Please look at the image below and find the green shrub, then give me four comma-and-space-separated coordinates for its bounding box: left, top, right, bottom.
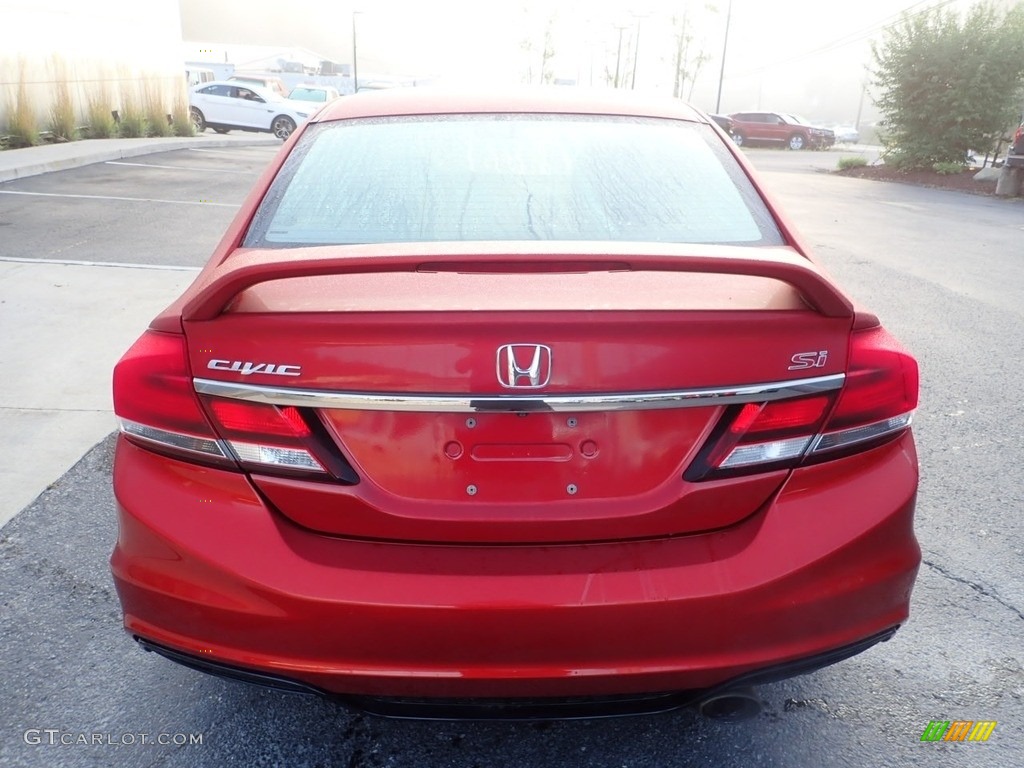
142, 79, 173, 137
5, 62, 39, 148
931, 161, 965, 175
117, 89, 148, 138
46, 56, 78, 141
48, 77, 77, 141
837, 156, 869, 170
146, 114, 173, 137
872, 4, 1024, 171
169, 84, 194, 136
171, 112, 195, 137
85, 85, 118, 139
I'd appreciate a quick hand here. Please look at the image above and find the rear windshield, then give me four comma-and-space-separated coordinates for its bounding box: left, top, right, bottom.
244, 114, 783, 247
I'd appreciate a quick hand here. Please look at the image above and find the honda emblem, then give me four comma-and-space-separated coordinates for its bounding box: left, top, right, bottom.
496, 344, 552, 389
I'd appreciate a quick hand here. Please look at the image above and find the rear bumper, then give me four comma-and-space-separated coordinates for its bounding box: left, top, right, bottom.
136, 627, 898, 719
111, 432, 920, 700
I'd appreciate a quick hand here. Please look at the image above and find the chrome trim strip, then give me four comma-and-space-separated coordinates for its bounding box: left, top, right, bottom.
193, 373, 845, 414
808, 412, 913, 454
118, 417, 230, 458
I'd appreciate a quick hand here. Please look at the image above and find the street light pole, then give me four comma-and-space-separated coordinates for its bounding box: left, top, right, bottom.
351, 11, 361, 94
613, 25, 626, 88
714, 0, 733, 113
854, 78, 868, 128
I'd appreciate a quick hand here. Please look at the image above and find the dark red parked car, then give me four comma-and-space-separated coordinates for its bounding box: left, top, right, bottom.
728, 111, 835, 150
111, 88, 920, 720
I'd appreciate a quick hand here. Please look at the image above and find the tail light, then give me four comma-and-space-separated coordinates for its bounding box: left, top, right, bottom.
113, 331, 232, 466
114, 331, 351, 479
808, 325, 918, 455
201, 398, 325, 473
686, 325, 918, 481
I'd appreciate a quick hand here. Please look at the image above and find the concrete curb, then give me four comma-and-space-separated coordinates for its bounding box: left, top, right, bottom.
0, 134, 280, 183
995, 164, 1022, 197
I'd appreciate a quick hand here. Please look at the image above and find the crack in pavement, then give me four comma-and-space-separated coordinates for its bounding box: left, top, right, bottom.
922, 557, 1024, 622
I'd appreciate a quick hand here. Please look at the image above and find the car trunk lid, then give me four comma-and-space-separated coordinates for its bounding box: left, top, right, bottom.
180, 245, 853, 544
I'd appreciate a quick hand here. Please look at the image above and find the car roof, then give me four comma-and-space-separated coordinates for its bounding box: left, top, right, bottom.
312, 86, 708, 125
231, 74, 281, 82
196, 80, 276, 97
198, 79, 265, 89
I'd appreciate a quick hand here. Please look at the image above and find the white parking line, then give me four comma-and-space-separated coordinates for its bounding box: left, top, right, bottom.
188, 147, 278, 157
105, 160, 252, 175
0, 190, 236, 207
0, 256, 200, 271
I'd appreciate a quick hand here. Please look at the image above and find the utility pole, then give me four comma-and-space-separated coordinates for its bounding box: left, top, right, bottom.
854, 79, 868, 128
351, 11, 361, 94
714, 0, 733, 113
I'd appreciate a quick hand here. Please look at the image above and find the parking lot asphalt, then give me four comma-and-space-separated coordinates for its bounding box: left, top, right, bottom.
0, 136, 280, 528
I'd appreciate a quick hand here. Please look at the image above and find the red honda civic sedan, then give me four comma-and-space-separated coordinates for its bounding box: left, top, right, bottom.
110, 88, 920, 720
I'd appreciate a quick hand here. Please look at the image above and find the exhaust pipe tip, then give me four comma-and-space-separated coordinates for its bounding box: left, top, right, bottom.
697, 687, 762, 722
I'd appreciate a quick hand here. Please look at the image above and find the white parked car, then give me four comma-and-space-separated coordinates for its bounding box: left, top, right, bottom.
229, 74, 289, 98
287, 84, 341, 103
189, 81, 314, 140
832, 125, 861, 144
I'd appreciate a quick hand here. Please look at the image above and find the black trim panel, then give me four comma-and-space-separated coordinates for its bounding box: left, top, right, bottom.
136, 627, 898, 720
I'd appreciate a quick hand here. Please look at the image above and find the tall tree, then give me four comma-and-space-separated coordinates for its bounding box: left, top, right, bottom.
671, 6, 714, 101
539, 16, 556, 84
519, 6, 557, 85
872, 2, 1024, 169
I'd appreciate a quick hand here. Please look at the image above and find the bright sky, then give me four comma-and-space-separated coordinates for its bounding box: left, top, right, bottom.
180, 0, 995, 122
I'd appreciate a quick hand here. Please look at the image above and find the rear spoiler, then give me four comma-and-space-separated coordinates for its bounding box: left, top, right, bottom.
181, 244, 854, 322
